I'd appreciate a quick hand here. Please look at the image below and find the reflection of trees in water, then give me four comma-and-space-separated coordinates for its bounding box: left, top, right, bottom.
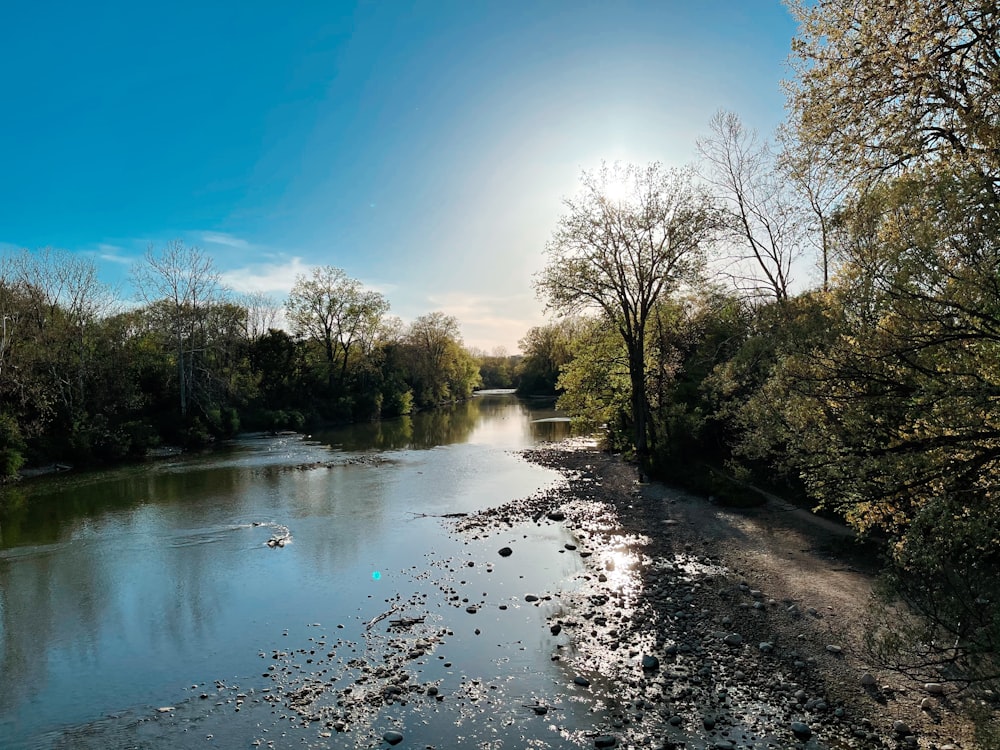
0, 392, 568, 734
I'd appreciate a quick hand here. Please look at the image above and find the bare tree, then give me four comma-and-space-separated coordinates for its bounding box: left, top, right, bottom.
238, 290, 279, 342
132, 241, 223, 416
698, 110, 808, 303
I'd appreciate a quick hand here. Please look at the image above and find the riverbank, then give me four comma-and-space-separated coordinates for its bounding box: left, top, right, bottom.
457, 439, 979, 749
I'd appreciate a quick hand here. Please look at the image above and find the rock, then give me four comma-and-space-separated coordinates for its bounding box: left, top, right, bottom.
498, 547, 513, 557
594, 736, 617, 748
547, 511, 566, 521
466, 606, 478, 614
826, 644, 843, 654
426, 685, 439, 696
924, 682, 945, 694
723, 633, 743, 647
641, 655, 659, 670
790, 721, 812, 740
383, 730, 404, 745
525, 594, 539, 602
759, 642, 774, 653
921, 697, 935, 710
714, 742, 736, 750
156, 706, 175, 713
892, 720, 912, 736
861, 673, 877, 687
573, 676, 591, 687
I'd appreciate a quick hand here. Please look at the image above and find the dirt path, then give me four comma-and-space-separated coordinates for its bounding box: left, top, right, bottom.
462, 440, 980, 749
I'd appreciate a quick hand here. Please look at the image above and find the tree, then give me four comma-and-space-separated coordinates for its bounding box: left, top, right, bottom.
698, 111, 807, 302
402, 312, 480, 407
285, 266, 389, 390
516, 319, 582, 395
535, 162, 717, 463
787, 0, 1000, 185
131, 241, 223, 417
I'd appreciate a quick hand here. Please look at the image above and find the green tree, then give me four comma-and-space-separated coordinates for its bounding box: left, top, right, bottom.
535, 162, 717, 463
516, 318, 586, 396
401, 312, 480, 407
285, 266, 389, 391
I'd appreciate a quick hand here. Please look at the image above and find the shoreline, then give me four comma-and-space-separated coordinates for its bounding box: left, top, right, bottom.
458, 439, 976, 749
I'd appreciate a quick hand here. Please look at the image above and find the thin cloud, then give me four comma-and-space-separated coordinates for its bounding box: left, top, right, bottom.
95, 243, 134, 265
200, 231, 250, 249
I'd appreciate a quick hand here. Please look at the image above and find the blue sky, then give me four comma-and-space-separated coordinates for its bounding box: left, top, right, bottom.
1, 1, 797, 351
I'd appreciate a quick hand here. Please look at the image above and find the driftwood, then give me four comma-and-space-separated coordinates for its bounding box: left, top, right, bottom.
388, 616, 425, 628
409, 512, 469, 519
365, 607, 398, 630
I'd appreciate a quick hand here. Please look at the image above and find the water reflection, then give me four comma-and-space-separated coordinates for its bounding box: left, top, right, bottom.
0, 394, 572, 748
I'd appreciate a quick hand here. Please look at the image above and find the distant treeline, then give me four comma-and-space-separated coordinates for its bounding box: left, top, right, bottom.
0, 247, 495, 473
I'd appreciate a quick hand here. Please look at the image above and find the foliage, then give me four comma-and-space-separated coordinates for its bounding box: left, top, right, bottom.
536, 161, 718, 461
0, 245, 484, 469
400, 312, 481, 408
787, 0, 1000, 183
0, 412, 25, 478
515, 318, 585, 396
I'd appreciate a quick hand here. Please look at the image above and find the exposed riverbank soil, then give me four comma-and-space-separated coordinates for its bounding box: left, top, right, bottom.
457, 439, 981, 750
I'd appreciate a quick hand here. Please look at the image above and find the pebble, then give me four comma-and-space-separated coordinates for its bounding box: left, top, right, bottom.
498, 547, 513, 557
641, 655, 659, 670
860, 673, 877, 687
892, 720, 912, 736
574, 676, 591, 687
826, 644, 843, 654
924, 682, 944, 694
790, 721, 812, 740
723, 633, 743, 647
594, 736, 617, 748
383, 730, 404, 745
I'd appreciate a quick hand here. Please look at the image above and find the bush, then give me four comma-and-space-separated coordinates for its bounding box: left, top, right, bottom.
0, 412, 25, 479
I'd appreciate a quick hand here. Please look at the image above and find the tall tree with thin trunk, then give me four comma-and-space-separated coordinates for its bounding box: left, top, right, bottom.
698, 111, 806, 303
535, 162, 716, 464
132, 241, 222, 417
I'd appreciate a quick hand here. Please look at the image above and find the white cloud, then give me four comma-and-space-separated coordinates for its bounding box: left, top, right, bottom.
220, 256, 311, 295
424, 291, 546, 352
200, 231, 250, 249
95, 243, 134, 265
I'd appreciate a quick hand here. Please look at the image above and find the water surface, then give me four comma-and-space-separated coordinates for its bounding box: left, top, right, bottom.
0, 393, 607, 748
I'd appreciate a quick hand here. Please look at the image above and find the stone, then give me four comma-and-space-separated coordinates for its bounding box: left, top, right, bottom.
921, 697, 935, 710
574, 676, 591, 687
641, 655, 660, 670
826, 644, 843, 654
861, 673, 877, 687
525, 594, 539, 602
790, 721, 812, 740
594, 736, 617, 748
498, 547, 513, 557
723, 633, 743, 647
547, 511, 566, 521
924, 682, 945, 694
383, 730, 404, 745
892, 720, 912, 736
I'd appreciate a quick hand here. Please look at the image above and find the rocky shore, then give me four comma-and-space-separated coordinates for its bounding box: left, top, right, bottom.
452, 439, 979, 750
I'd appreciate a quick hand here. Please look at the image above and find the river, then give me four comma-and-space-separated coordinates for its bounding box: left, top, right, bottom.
0, 391, 609, 749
